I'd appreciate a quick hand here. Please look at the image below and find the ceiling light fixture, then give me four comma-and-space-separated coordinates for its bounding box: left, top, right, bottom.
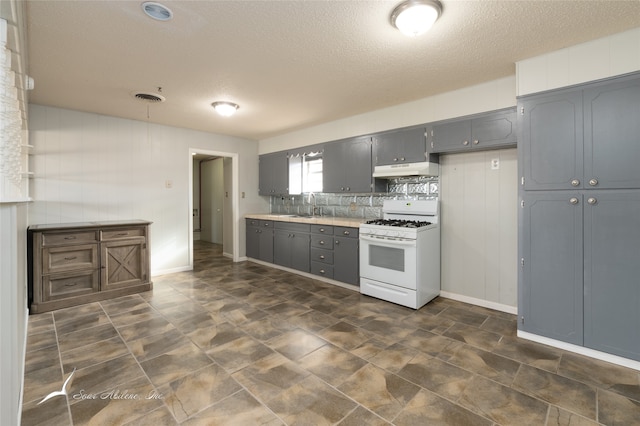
211, 101, 239, 117
391, 0, 442, 37
142, 2, 173, 21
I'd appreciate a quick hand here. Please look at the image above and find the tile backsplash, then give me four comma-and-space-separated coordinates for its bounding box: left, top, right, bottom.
270, 176, 438, 219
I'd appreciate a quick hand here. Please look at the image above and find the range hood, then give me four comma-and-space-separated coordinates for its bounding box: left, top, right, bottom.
372, 161, 439, 178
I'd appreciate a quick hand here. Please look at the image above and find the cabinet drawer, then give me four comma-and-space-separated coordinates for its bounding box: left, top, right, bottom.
311, 235, 334, 249
311, 248, 334, 264
42, 231, 98, 246
311, 225, 333, 235
43, 270, 100, 301
275, 221, 310, 232
43, 244, 98, 274
311, 262, 334, 279
101, 228, 145, 240
334, 227, 358, 238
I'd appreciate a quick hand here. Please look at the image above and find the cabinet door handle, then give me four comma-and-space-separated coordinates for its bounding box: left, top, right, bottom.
571, 179, 580, 187
462, 140, 469, 146
64, 256, 77, 261
569, 197, 579, 205
393, 158, 398, 162
400, 157, 405, 161
589, 178, 599, 186
346, 187, 350, 191
472, 140, 479, 145
335, 240, 340, 245
587, 197, 598, 205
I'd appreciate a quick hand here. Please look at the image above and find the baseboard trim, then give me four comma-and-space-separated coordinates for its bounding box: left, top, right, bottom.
152, 265, 192, 276
245, 258, 359, 293
517, 330, 640, 372
439, 291, 517, 315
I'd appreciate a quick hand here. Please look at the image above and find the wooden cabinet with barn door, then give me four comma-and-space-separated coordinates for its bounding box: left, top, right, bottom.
28, 220, 152, 314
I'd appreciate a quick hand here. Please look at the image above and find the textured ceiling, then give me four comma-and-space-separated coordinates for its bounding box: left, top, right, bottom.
24, 0, 640, 140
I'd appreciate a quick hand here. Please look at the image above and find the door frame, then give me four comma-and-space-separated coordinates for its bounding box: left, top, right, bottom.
188, 148, 239, 266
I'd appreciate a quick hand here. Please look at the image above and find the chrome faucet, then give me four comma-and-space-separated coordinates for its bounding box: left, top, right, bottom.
308, 192, 321, 216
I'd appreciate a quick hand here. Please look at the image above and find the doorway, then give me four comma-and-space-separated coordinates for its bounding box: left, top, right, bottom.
189, 149, 239, 267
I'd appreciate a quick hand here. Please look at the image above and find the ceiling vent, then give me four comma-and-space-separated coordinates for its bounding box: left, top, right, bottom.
133, 92, 166, 103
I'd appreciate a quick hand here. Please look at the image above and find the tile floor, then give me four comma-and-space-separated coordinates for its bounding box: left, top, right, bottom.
21, 241, 640, 425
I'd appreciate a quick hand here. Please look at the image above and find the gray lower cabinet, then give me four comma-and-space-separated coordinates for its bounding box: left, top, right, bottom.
259, 151, 289, 195
246, 219, 274, 262
323, 136, 373, 193
310, 225, 335, 279
520, 190, 640, 361
333, 227, 359, 285
372, 127, 426, 166
583, 190, 640, 360
520, 192, 584, 345
274, 222, 310, 272
429, 108, 516, 153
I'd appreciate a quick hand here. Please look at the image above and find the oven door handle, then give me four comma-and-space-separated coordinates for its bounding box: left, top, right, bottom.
360, 235, 416, 246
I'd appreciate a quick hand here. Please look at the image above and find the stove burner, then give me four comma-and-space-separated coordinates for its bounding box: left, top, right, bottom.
365, 219, 432, 228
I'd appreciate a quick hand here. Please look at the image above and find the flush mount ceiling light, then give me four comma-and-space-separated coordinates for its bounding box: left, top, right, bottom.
211, 101, 239, 117
391, 0, 442, 37
142, 2, 173, 21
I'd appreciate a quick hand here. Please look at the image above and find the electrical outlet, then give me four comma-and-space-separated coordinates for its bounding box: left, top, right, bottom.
491, 158, 500, 170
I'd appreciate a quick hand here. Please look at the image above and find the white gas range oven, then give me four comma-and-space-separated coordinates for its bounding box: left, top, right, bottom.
359, 199, 440, 309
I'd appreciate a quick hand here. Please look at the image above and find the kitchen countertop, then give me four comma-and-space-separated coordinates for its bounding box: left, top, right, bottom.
245, 214, 366, 228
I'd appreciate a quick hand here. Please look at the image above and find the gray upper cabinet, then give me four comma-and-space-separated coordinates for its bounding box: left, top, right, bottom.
372, 127, 426, 166
520, 89, 583, 191
259, 151, 289, 195
584, 76, 640, 189
583, 190, 640, 361
520, 192, 584, 345
430, 108, 516, 153
323, 136, 373, 193
520, 73, 640, 191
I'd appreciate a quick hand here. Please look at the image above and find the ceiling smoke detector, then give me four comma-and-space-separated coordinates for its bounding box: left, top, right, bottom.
133, 92, 166, 103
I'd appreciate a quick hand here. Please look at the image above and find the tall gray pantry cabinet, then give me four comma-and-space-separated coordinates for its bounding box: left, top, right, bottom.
518, 72, 640, 361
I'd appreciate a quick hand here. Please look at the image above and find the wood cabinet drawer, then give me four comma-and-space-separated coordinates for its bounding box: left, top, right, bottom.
101, 228, 145, 240
42, 231, 98, 246
42, 244, 98, 274
43, 270, 100, 301
311, 248, 333, 264
311, 225, 333, 235
311, 262, 334, 278
311, 235, 334, 249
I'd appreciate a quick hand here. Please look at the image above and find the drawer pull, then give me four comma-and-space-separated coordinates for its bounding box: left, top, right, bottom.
319, 255, 325, 259
343, 230, 350, 235
116, 232, 129, 236
319, 269, 325, 274
319, 240, 325, 245
64, 256, 77, 261
64, 282, 78, 287
319, 228, 325, 232
64, 236, 76, 240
